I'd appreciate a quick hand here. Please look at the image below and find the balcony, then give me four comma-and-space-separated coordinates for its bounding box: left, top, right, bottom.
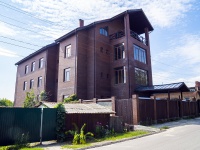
109, 30, 147, 46
109, 30, 125, 40
130, 30, 147, 45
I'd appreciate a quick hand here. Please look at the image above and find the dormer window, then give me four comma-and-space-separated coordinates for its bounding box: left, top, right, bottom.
100, 27, 108, 36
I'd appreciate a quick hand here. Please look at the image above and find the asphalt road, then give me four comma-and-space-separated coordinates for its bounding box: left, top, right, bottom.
88, 118, 200, 150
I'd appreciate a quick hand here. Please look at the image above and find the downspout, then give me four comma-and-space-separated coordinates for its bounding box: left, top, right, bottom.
93, 23, 96, 98
75, 29, 78, 95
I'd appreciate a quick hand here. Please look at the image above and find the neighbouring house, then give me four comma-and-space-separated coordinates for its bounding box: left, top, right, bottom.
37, 102, 115, 132
136, 81, 200, 100
14, 9, 154, 107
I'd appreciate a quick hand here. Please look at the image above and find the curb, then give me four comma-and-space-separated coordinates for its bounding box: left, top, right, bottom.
77, 130, 165, 150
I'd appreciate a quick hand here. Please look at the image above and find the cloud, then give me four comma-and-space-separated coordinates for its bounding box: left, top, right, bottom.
0, 22, 16, 36
154, 33, 200, 65
11, 0, 196, 39
0, 47, 19, 57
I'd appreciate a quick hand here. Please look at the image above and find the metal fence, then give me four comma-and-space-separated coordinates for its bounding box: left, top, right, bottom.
0, 108, 56, 146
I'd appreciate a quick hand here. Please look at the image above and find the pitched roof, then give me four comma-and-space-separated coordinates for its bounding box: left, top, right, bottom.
135, 82, 190, 93
55, 9, 153, 42
15, 42, 57, 65
39, 102, 115, 114
15, 9, 153, 65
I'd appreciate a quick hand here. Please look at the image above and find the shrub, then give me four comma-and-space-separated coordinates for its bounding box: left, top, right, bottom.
64, 94, 78, 103
65, 123, 93, 145
23, 91, 36, 108
55, 103, 66, 142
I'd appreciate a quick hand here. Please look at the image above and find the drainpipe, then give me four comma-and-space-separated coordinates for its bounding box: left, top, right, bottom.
93, 23, 96, 98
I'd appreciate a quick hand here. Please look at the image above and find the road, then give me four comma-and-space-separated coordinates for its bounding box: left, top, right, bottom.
88, 118, 200, 150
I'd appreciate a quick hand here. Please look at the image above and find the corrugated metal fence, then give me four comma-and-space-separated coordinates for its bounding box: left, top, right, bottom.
0, 108, 56, 146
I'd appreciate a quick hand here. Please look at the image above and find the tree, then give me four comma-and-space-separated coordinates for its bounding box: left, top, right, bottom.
0, 98, 13, 107
23, 91, 36, 108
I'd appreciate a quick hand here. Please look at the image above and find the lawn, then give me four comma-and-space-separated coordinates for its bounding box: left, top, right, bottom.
62, 130, 148, 149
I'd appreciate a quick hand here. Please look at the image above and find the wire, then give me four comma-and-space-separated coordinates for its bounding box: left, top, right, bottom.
0, 20, 54, 39
0, 1, 68, 29
0, 50, 25, 57
0, 36, 42, 47
0, 41, 36, 51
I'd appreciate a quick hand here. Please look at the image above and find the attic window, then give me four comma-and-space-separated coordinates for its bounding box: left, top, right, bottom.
100, 27, 108, 36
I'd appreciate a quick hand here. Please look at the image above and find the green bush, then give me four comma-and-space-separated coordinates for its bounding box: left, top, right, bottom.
55, 103, 66, 142
65, 123, 93, 145
24, 91, 36, 108
64, 94, 78, 103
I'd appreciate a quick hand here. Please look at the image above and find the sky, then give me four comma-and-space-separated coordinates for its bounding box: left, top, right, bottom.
0, 0, 200, 101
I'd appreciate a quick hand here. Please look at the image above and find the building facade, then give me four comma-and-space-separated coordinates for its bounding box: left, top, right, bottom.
14, 9, 154, 106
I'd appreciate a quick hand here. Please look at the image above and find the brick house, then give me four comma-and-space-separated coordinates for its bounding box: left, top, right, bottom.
14, 9, 154, 107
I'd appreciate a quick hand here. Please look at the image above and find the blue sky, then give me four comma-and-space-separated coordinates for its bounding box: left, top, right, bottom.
0, 0, 200, 101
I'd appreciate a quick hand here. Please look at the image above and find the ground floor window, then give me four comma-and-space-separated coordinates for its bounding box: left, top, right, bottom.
135, 67, 148, 86
115, 66, 126, 84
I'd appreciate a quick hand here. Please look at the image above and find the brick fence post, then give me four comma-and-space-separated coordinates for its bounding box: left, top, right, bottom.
79, 99, 83, 103
151, 96, 157, 124
93, 98, 97, 103
111, 96, 116, 116
132, 94, 139, 125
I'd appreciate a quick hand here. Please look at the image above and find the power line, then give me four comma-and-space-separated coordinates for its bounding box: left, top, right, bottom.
0, 20, 53, 39
0, 1, 68, 28
0, 36, 42, 47
0, 40, 36, 51
0, 50, 25, 57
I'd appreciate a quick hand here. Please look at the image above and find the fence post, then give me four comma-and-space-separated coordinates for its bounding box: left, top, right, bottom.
111, 96, 116, 116
93, 98, 97, 103
79, 99, 83, 103
151, 96, 157, 124
167, 99, 170, 120
39, 108, 43, 145
132, 94, 139, 125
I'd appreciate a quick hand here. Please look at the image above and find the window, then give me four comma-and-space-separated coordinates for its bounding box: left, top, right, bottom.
31, 62, 35, 72
39, 58, 44, 68
134, 45, 146, 64
65, 45, 71, 58
30, 79, 34, 89
38, 76, 42, 87
100, 27, 108, 36
135, 68, 148, 86
23, 81, 27, 90
114, 43, 125, 60
25, 65, 29, 74
64, 68, 70, 82
115, 66, 126, 84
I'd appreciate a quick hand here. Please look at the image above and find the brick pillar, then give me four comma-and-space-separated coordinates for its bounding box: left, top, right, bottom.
79, 99, 83, 103
144, 27, 150, 46
93, 98, 97, 103
132, 94, 139, 125
151, 96, 157, 124
111, 96, 116, 116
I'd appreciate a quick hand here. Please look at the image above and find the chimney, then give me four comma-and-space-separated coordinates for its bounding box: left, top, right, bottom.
79, 19, 84, 27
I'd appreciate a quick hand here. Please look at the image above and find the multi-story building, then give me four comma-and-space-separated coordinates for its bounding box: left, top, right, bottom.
14, 9, 154, 107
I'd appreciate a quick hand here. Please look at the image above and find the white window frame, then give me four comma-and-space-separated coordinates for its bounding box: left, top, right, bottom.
134, 45, 147, 64
31, 62, 35, 72
65, 45, 71, 58
25, 65, 29, 74
64, 68, 70, 82
23, 81, 27, 90
39, 58, 44, 68
30, 79, 34, 89
38, 76, 42, 87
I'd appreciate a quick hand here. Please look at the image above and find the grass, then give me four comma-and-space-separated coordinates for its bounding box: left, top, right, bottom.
62, 130, 148, 149
160, 126, 170, 130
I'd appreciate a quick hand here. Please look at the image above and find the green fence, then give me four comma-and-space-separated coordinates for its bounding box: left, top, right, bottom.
0, 108, 57, 146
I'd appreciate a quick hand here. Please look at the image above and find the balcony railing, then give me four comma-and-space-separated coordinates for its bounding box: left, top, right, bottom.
109, 30, 147, 46
130, 30, 147, 45
109, 30, 125, 40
